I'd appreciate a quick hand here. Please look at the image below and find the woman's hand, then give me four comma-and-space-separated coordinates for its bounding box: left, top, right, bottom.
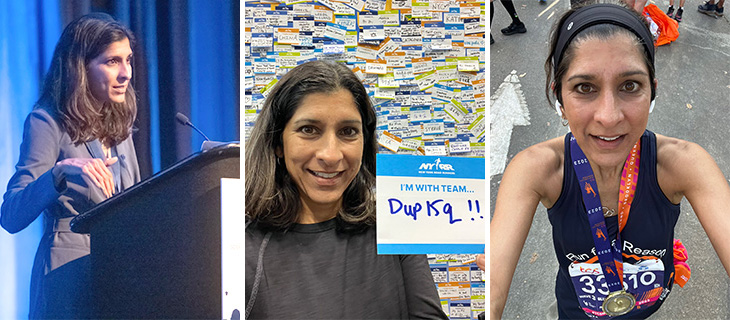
53, 157, 118, 198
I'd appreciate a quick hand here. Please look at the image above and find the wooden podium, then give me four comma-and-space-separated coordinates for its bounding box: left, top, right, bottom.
71, 144, 240, 318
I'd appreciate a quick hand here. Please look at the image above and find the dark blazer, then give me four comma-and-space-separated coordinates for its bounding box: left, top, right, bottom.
1, 106, 141, 318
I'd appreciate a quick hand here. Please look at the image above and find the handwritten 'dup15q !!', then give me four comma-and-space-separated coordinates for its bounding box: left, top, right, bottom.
387, 198, 482, 224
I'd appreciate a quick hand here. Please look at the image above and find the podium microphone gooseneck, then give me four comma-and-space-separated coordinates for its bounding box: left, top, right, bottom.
175, 112, 210, 141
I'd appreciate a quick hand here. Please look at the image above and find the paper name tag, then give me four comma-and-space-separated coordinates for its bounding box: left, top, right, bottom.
429, 0, 450, 12
463, 18, 482, 35
253, 58, 276, 74
250, 33, 273, 48
422, 119, 445, 136
378, 10, 400, 26
468, 114, 485, 139
385, 51, 406, 68
411, 91, 432, 106
356, 43, 379, 60
365, 59, 388, 74
459, 2, 480, 19
345, 0, 366, 11
400, 138, 422, 151
449, 135, 471, 154
387, 114, 409, 131
412, 57, 434, 74
379, 131, 403, 152
314, 5, 335, 22
443, 11, 461, 24
415, 70, 438, 91
464, 34, 485, 48
444, 99, 468, 123
324, 23, 347, 41
278, 52, 300, 68
362, 25, 385, 41
410, 106, 431, 123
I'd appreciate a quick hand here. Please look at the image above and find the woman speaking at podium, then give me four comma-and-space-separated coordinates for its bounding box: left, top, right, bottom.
1, 13, 140, 318
244, 60, 447, 319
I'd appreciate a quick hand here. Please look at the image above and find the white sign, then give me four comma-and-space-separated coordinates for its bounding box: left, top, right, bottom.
376, 155, 485, 254
221, 178, 243, 320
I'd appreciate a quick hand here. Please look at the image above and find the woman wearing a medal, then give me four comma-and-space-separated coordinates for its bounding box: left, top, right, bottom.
490, 1, 730, 319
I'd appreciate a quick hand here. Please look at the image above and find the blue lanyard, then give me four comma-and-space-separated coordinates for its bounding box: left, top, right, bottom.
569, 134, 638, 293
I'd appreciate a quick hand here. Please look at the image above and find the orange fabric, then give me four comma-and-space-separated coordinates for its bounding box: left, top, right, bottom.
674, 261, 691, 287
644, 4, 679, 46
673, 239, 691, 287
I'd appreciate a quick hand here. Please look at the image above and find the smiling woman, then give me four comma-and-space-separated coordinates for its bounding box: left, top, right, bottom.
490, 1, 730, 319
244, 60, 447, 319
277, 89, 364, 224
0, 13, 141, 319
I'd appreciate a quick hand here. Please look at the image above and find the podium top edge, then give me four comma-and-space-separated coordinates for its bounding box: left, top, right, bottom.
70, 144, 240, 233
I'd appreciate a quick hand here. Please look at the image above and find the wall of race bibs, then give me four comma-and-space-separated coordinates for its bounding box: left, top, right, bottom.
244, 0, 486, 318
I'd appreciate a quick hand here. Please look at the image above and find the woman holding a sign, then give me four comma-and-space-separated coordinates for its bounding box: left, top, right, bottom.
490, 2, 730, 319
244, 60, 447, 319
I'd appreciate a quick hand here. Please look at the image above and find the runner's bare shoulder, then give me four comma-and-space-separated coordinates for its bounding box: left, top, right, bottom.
502, 137, 565, 207
655, 134, 713, 204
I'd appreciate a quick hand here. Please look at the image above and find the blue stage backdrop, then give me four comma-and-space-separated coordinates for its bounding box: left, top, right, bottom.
0, 1, 239, 318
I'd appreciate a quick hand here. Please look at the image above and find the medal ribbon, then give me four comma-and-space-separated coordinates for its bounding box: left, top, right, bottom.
570, 134, 640, 293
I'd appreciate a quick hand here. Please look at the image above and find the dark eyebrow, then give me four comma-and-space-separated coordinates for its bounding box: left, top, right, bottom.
291, 119, 362, 126
103, 51, 133, 59
340, 119, 363, 126
566, 70, 648, 83
566, 74, 594, 82
292, 119, 322, 126
618, 70, 648, 78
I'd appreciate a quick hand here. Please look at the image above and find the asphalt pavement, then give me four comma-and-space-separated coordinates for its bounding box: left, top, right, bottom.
489, 0, 730, 319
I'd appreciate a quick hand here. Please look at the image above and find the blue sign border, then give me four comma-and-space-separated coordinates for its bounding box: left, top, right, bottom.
377, 154, 485, 179
378, 243, 484, 254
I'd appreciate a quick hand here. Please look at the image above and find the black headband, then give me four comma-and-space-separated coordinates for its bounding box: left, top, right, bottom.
552, 4, 655, 81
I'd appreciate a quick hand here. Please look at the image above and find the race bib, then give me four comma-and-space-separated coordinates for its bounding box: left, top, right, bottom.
569, 259, 664, 318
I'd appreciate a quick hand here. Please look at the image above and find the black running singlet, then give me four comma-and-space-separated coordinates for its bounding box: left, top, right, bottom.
548, 130, 680, 319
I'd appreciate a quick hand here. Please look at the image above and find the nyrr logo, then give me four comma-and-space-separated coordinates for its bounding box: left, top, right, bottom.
418, 158, 455, 171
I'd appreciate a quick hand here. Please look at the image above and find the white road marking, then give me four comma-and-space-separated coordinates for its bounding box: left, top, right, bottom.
490, 70, 530, 177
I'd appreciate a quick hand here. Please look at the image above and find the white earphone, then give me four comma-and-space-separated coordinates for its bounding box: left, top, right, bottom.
649, 100, 655, 113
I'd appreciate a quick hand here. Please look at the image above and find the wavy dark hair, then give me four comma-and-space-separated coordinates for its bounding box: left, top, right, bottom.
245, 60, 377, 232
545, 0, 655, 109
37, 12, 137, 146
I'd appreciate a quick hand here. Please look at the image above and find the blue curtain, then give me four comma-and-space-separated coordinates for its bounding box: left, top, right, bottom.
0, 1, 239, 318
189, 1, 239, 151
0, 1, 60, 318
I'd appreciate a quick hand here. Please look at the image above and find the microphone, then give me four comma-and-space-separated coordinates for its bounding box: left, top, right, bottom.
175, 112, 210, 141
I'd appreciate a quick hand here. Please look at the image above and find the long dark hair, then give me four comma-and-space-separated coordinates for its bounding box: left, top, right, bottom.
245, 60, 377, 232
37, 12, 137, 146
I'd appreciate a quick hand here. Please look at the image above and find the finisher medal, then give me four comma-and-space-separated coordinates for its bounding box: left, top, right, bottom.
602, 290, 635, 316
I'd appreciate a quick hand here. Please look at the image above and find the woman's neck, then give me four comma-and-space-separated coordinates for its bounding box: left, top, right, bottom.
296, 200, 340, 224
589, 161, 624, 211
592, 163, 624, 184
102, 145, 110, 158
